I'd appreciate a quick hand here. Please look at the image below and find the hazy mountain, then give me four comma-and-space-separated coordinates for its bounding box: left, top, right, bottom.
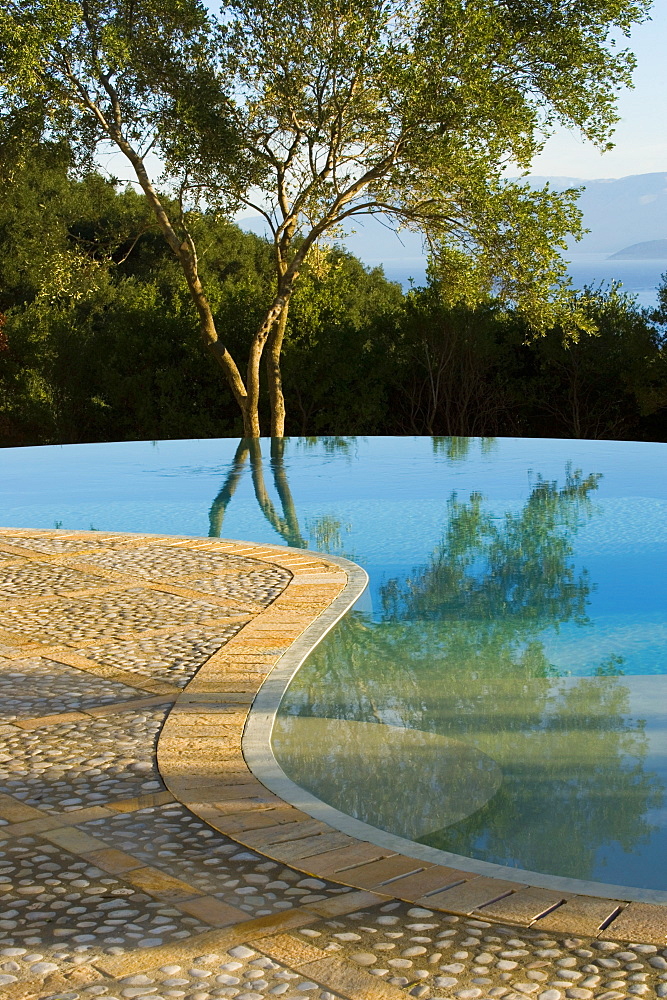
238, 172, 667, 265
528, 173, 667, 254
609, 239, 667, 259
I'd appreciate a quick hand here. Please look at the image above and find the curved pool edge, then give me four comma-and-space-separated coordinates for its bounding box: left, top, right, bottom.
0, 525, 664, 948
240, 551, 667, 914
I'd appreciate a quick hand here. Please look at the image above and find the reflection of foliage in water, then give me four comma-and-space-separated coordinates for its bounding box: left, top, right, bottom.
278, 468, 664, 882
381, 465, 599, 628
305, 514, 353, 558
297, 436, 358, 457
432, 436, 496, 460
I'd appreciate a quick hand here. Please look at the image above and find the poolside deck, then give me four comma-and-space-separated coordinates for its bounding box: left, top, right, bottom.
0, 527, 665, 1000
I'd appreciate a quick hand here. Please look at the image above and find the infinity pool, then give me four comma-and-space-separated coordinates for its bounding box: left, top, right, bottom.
2, 435, 666, 892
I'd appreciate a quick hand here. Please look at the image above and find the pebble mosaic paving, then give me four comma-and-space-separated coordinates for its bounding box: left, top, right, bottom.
0, 659, 145, 721
0, 590, 246, 646
80, 806, 350, 919
79, 632, 245, 689
0, 527, 665, 1000
0, 708, 168, 813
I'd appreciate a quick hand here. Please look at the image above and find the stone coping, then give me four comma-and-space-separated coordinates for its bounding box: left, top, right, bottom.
0, 526, 666, 1000
241, 559, 667, 909
149, 536, 667, 944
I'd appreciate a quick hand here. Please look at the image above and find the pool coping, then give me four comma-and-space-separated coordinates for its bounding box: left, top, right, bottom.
241, 551, 667, 908
0, 524, 665, 960
152, 535, 667, 946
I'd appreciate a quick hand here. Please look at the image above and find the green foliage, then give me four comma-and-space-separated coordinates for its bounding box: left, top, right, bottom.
281, 248, 404, 434
517, 285, 667, 439
1, 149, 666, 447
0, 0, 655, 432
201, 0, 651, 326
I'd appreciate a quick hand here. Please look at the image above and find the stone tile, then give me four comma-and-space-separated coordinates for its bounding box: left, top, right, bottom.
267, 832, 357, 864
253, 931, 328, 966
175, 893, 250, 926
0, 791, 44, 822
40, 827, 109, 854
82, 847, 145, 874
240, 819, 332, 849
106, 790, 175, 812
342, 855, 426, 888
304, 890, 386, 917
300, 955, 409, 999
478, 886, 569, 925
304, 843, 397, 878
15, 711, 89, 729
119, 865, 203, 901
212, 804, 312, 834
603, 901, 667, 944
424, 876, 527, 914
534, 894, 624, 935
383, 865, 471, 902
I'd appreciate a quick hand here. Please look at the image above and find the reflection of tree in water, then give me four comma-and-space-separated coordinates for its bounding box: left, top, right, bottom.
432, 436, 496, 461
298, 435, 358, 457
208, 438, 307, 547
208, 437, 355, 559
381, 465, 598, 627
278, 468, 664, 882
305, 514, 353, 558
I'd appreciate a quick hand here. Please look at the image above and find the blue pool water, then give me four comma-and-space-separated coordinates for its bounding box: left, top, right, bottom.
2, 435, 666, 891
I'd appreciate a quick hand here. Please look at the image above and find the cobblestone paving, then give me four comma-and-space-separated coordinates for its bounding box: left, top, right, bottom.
0, 707, 168, 812
68, 545, 291, 608
0, 658, 145, 721
0, 836, 210, 960
81, 805, 352, 919
0, 562, 111, 600
80, 630, 246, 688
51, 946, 349, 999
289, 902, 667, 1000
181, 575, 288, 607
0, 534, 149, 553
0, 528, 665, 1000
0, 590, 243, 645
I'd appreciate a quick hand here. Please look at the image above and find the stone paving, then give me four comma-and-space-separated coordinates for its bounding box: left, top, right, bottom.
0, 527, 666, 1000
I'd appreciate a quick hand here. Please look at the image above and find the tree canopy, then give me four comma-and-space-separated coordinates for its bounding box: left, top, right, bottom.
0, 0, 654, 434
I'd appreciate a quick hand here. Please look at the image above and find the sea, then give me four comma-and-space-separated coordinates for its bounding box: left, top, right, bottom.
374, 254, 667, 310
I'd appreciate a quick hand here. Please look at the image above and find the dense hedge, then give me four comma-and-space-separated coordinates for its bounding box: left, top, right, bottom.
2, 145, 666, 445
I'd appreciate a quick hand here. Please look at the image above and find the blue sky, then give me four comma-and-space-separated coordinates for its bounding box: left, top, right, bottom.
99, 2, 665, 185
529, 2, 666, 178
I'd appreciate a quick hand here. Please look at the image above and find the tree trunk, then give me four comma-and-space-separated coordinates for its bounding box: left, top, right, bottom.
266, 301, 289, 438
109, 134, 258, 434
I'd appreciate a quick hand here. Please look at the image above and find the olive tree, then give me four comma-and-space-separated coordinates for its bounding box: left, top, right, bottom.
164, 0, 653, 435
0, 0, 265, 434
1, 0, 652, 436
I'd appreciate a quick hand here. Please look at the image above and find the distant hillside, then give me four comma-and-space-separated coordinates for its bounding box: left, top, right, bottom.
238, 172, 667, 265
527, 173, 667, 254
609, 239, 667, 260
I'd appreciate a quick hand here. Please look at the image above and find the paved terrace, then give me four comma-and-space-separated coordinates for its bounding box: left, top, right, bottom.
0, 528, 665, 1000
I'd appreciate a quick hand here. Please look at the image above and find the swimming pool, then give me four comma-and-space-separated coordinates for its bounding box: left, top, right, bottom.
2, 435, 666, 895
